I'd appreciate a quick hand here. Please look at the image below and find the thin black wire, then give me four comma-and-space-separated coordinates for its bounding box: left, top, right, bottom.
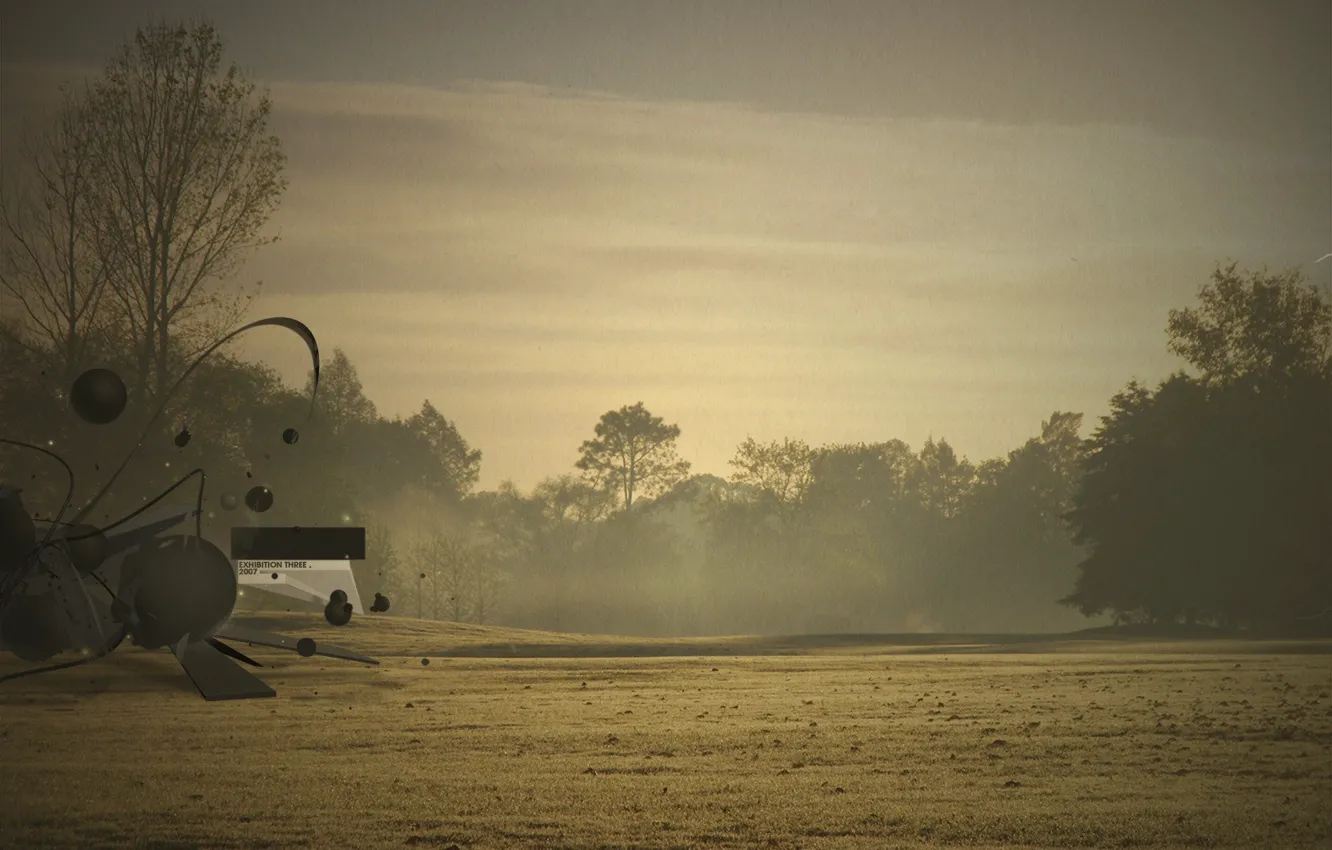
8, 466, 206, 600
0, 469, 206, 686
0, 548, 128, 686
68, 467, 207, 541
0, 654, 102, 683
3, 316, 320, 687
70, 316, 320, 528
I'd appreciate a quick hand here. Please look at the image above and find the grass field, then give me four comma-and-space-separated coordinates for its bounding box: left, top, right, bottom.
2, 614, 1330, 849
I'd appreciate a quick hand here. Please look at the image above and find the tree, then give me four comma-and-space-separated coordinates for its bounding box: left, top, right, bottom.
530, 475, 610, 629
532, 474, 614, 528
0, 85, 111, 383
468, 549, 507, 625
575, 402, 690, 511
407, 400, 482, 498
1167, 262, 1331, 387
407, 528, 502, 623
803, 440, 919, 574
1064, 375, 1236, 625
908, 437, 975, 520
408, 530, 467, 621
727, 436, 815, 506
82, 20, 286, 404
355, 522, 400, 607
467, 475, 610, 631
304, 348, 377, 432
948, 412, 1088, 631
1065, 264, 1332, 633
1008, 411, 1084, 541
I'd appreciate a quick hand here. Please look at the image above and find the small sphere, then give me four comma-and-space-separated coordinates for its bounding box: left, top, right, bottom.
219, 492, 240, 511
296, 637, 317, 657
282, 428, 299, 445
245, 486, 274, 513
62, 524, 108, 573
324, 600, 353, 627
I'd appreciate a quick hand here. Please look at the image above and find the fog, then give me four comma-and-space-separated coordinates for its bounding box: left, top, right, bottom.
2, 3, 1329, 638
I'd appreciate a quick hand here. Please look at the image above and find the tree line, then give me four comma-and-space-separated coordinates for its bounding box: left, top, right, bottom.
3, 21, 1328, 637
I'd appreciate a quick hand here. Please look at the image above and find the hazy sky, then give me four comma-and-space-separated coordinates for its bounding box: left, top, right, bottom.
3, 1, 1329, 490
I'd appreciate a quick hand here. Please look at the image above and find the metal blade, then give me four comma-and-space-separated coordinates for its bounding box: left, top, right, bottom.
171, 636, 276, 700
102, 509, 194, 559
212, 623, 379, 665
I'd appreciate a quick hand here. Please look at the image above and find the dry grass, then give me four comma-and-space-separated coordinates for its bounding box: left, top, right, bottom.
1, 614, 1329, 849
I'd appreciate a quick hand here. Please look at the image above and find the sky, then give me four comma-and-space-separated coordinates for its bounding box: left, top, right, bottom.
2, 0, 1329, 491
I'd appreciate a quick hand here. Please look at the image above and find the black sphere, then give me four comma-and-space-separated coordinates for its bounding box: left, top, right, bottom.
323, 600, 353, 627
245, 486, 274, 513
0, 489, 37, 571
61, 524, 108, 573
282, 428, 299, 445
174, 428, 192, 448
70, 368, 128, 425
296, 637, 317, 657
0, 592, 70, 662
122, 535, 237, 649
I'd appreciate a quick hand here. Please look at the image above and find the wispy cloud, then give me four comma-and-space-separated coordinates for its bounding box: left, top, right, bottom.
3, 62, 1328, 486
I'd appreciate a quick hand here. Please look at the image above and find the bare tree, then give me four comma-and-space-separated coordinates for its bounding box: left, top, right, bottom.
0, 86, 111, 382
410, 530, 474, 622
81, 20, 286, 403
469, 551, 507, 625
530, 474, 611, 629
407, 527, 509, 624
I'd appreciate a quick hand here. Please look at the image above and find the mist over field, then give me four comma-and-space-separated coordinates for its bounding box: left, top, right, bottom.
1, 1, 1330, 639
1, 3, 1330, 847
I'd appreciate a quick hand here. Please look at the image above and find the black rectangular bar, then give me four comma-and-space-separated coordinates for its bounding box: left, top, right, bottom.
172, 639, 276, 701
229, 526, 366, 561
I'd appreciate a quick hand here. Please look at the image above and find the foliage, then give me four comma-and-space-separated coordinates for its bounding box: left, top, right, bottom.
3, 19, 1324, 639
84, 21, 285, 403
407, 400, 482, 498
0, 85, 110, 382
728, 436, 815, 506
1064, 265, 1332, 633
1167, 262, 1331, 387
575, 402, 690, 511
